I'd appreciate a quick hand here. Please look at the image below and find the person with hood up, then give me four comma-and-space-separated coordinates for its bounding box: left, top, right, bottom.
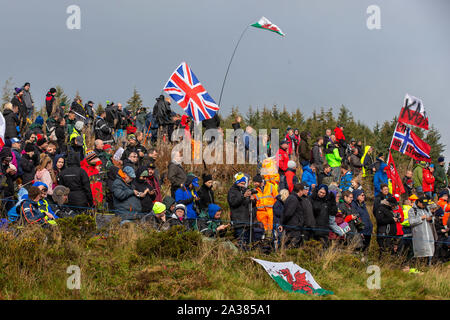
409, 196, 437, 264
175, 173, 200, 229
204, 203, 230, 237
80, 150, 103, 206
161, 203, 189, 230
133, 166, 155, 213
374, 158, 388, 197
53, 154, 66, 181
3, 102, 20, 139
58, 152, 93, 210
351, 189, 373, 251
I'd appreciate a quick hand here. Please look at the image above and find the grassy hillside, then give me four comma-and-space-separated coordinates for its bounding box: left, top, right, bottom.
0, 217, 448, 300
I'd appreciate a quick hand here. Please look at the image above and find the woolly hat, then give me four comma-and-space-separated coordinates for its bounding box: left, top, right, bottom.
438, 156, 445, 163
202, 173, 213, 183
152, 202, 166, 215
287, 160, 296, 169
122, 166, 136, 178
35, 116, 44, 126
14, 87, 22, 94
49, 88, 56, 94
85, 150, 98, 162
127, 134, 137, 141
175, 203, 186, 213
317, 184, 328, 193
234, 172, 248, 186
60, 101, 66, 107
253, 174, 263, 183
386, 196, 398, 207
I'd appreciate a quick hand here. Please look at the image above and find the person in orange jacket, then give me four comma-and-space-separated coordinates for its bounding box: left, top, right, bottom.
437, 190, 450, 226
422, 164, 435, 199
80, 150, 104, 206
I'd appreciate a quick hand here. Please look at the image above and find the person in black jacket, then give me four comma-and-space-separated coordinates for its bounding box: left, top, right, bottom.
58, 152, 93, 211
85, 101, 95, 125
45, 88, 56, 117
70, 97, 87, 123
310, 184, 337, 247
227, 173, 260, 248
133, 167, 155, 213
375, 196, 399, 253
54, 117, 67, 154
279, 183, 305, 248
20, 143, 38, 185
94, 110, 114, 144
152, 95, 174, 141
373, 183, 391, 218
11, 87, 27, 131
202, 113, 221, 144
3, 103, 20, 139
197, 174, 215, 212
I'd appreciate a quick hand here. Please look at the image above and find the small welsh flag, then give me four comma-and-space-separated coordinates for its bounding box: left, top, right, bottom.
252, 258, 333, 296
251, 16, 285, 37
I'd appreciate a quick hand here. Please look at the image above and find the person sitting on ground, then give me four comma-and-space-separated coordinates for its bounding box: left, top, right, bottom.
142, 201, 168, 230
197, 173, 215, 212
175, 174, 200, 230
200, 203, 230, 238
133, 167, 155, 213
20, 186, 55, 226
112, 166, 144, 222
161, 203, 189, 231
51, 185, 77, 218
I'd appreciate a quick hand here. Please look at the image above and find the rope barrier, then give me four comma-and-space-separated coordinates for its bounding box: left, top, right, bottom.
1, 196, 449, 246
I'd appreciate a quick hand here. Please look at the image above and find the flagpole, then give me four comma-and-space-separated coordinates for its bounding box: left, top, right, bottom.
218, 25, 250, 108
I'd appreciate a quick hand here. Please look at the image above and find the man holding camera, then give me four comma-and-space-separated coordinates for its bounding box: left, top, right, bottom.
227, 173, 262, 248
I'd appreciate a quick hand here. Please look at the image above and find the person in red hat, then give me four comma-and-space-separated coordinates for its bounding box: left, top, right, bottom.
80, 150, 103, 206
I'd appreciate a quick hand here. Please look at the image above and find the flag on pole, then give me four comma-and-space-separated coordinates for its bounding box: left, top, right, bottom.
252, 258, 333, 296
390, 122, 431, 162
0, 112, 5, 147
386, 151, 405, 196
163, 62, 220, 124
398, 94, 429, 130
251, 17, 285, 37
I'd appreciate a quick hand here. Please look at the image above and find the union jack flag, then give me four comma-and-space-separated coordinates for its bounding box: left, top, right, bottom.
163, 62, 219, 124
390, 122, 431, 162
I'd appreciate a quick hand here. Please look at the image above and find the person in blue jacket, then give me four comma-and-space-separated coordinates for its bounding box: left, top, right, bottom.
374, 161, 388, 197
351, 189, 373, 251
301, 163, 317, 194
175, 174, 200, 230
339, 164, 353, 192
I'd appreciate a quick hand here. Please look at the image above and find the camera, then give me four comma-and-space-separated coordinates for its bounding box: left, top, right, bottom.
249, 189, 259, 195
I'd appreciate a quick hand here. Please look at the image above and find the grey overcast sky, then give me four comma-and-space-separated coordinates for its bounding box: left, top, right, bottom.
1, 0, 449, 158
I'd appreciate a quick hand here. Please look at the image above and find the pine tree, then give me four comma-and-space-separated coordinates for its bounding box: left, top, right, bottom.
1, 77, 13, 108
127, 87, 143, 114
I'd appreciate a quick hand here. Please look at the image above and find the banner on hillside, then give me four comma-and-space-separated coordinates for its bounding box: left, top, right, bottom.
386, 151, 405, 196
390, 122, 431, 162
399, 94, 429, 130
252, 258, 333, 296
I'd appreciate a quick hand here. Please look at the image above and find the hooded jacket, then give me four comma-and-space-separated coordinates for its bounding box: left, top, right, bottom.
301, 165, 317, 189
58, 152, 93, 208
422, 167, 435, 193
174, 175, 199, 219
112, 176, 142, 216
374, 162, 388, 197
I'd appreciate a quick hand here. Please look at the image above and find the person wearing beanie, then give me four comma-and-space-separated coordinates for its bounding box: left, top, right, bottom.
69, 120, 87, 160
45, 88, 57, 117
280, 160, 299, 193
276, 140, 290, 176
197, 173, 215, 212
142, 201, 168, 230
408, 196, 436, 264
161, 203, 190, 231
132, 166, 157, 213
11, 87, 27, 130
112, 166, 144, 222
375, 194, 401, 253
434, 156, 448, 194
80, 150, 103, 206
174, 174, 200, 229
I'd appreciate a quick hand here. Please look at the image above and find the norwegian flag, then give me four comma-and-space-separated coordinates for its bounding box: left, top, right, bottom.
398, 94, 429, 130
390, 122, 431, 162
386, 151, 405, 196
163, 62, 219, 124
